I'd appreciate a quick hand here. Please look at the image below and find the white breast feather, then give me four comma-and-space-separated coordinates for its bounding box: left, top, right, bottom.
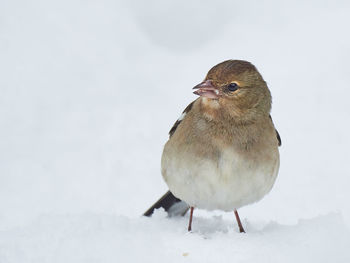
162, 147, 279, 211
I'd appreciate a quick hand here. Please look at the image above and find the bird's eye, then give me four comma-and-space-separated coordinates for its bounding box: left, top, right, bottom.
227, 83, 238, 92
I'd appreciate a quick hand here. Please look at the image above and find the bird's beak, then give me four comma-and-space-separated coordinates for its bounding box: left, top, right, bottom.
193, 80, 220, 99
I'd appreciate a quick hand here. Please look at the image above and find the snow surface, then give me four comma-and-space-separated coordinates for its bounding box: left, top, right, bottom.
1, 211, 350, 263
1, 0, 350, 262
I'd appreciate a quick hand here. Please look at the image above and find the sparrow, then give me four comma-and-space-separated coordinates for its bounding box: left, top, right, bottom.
144, 60, 281, 233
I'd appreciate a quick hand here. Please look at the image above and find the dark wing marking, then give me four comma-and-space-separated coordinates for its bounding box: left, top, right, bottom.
275, 128, 282, 146
143, 191, 189, 217
269, 115, 282, 147
169, 120, 181, 138
169, 101, 194, 138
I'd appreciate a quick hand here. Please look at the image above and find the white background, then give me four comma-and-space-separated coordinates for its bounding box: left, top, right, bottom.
1, 0, 350, 262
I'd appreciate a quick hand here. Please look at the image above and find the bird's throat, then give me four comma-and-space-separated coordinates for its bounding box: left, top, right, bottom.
200, 97, 221, 120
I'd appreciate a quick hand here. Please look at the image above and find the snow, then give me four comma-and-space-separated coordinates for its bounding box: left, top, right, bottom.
1, 211, 350, 262
1, 0, 350, 262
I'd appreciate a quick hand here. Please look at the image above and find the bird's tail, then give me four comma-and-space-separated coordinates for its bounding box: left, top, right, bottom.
143, 191, 189, 217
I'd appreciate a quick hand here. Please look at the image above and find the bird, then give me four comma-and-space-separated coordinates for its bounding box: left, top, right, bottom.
144, 60, 281, 233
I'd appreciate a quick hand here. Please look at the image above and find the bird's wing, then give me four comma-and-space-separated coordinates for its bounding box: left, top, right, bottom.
269, 115, 281, 147
143, 191, 189, 217
169, 101, 195, 138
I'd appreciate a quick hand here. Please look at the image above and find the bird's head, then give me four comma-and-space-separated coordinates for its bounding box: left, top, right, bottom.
193, 60, 272, 122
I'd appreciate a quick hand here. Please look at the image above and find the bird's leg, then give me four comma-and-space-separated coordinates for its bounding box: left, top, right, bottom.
234, 209, 245, 233
188, 207, 194, 232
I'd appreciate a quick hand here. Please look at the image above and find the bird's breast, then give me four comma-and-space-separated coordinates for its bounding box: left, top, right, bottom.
161, 125, 279, 211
